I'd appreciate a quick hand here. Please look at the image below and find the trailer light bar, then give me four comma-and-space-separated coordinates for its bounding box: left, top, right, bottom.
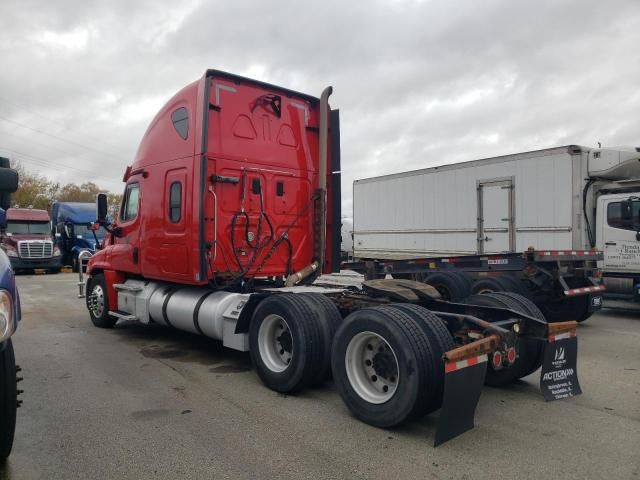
540, 250, 597, 256
548, 330, 577, 342
563, 285, 606, 296
445, 354, 487, 373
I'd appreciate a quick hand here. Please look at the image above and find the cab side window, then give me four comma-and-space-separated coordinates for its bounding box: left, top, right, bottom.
607, 201, 640, 231
121, 182, 140, 222
169, 182, 182, 223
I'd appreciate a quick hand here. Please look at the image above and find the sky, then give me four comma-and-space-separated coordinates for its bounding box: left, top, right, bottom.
0, 0, 639, 217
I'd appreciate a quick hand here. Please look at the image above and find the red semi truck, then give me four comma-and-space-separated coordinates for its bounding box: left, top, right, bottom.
1, 208, 62, 273
82, 70, 581, 445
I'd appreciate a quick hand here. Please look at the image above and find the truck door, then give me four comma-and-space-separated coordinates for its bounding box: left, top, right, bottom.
477, 178, 515, 253
598, 195, 640, 273
109, 181, 142, 274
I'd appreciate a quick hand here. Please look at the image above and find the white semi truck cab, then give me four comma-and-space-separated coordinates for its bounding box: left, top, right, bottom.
589, 150, 640, 301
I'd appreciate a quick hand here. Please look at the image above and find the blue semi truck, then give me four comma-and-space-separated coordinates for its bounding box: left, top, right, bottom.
0, 157, 21, 461
51, 202, 104, 272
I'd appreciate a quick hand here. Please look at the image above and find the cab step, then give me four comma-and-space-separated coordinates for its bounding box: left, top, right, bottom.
113, 283, 144, 293
108, 310, 137, 321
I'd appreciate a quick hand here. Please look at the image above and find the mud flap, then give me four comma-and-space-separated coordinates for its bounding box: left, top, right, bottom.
540, 332, 581, 401
434, 355, 487, 447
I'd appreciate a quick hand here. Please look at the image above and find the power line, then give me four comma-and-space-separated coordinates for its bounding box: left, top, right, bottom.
0, 124, 93, 160
0, 95, 134, 158
0, 146, 119, 184
0, 114, 123, 162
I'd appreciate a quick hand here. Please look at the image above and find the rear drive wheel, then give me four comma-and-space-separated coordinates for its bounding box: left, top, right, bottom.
250, 294, 324, 393
331, 306, 437, 428
386, 303, 455, 412
0, 339, 17, 461
464, 293, 540, 387
298, 293, 343, 386
86, 274, 117, 328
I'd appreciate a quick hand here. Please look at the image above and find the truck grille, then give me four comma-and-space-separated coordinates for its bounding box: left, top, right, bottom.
18, 240, 53, 259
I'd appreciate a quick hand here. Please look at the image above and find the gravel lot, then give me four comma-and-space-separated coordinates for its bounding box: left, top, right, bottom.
2, 273, 639, 479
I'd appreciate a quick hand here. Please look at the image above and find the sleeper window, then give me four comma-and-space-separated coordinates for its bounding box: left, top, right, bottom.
171, 107, 189, 140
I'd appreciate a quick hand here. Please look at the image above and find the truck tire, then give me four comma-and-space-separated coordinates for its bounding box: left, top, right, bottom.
298, 293, 343, 386
0, 339, 17, 461
423, 272, 470, 301
386, 303, 454, 412
331, 306, 437, 428
540, 296, 591, 323
488, 292, 546, 377
249, 294, 324, 394
451, 271, 473, 292
86, 274, 117, 329
471, 275, 528, 296
463, 293, 540, 387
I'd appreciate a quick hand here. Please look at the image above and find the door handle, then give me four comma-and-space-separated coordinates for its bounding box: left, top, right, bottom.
605, 242, 616, 246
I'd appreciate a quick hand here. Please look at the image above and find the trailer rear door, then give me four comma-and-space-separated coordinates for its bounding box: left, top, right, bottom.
477, 178, 514, 253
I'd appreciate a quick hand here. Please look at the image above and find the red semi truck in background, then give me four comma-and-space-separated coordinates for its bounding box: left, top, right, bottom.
1, 208, 62, 273
81, 70, 582, 445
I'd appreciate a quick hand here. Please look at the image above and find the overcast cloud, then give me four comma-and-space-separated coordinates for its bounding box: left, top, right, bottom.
1, 0, 639, 215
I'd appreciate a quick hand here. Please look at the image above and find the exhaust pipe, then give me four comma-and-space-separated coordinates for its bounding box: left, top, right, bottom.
285, 86, 333, 287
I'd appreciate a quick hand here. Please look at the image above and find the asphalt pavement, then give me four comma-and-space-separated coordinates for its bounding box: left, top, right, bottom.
2, 273, 639, 479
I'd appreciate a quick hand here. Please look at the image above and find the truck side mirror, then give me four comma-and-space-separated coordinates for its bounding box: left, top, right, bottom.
97, 193, 108, 223
620, 200, 633, 222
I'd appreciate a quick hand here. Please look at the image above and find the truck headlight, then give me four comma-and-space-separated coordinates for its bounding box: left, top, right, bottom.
5, 248, 18, 257
53, 246, 62, 257
0, 290, 14, 342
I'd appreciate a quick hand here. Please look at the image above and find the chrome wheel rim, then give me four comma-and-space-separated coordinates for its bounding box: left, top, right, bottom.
89, 284, 105, 317
258, 314, 293, 373
345, 331, 399, 404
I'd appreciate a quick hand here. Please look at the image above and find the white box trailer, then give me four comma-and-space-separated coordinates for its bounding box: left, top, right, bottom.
352, 145, 640, 305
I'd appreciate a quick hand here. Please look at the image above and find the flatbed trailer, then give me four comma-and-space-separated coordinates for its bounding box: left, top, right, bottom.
344, 248, 605, 322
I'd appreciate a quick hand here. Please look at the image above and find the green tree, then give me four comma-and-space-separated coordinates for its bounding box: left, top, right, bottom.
11, 163, 59, 210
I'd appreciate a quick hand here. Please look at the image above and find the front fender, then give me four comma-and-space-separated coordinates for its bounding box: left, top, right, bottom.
86, 247, 111, 276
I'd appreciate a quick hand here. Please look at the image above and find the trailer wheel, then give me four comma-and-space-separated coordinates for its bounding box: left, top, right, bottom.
471, 275, 528, 296
423, 272, 470, 301
249, 294, 324, 394
451, 271, 473, 292
386, 303, 454, 412
464, 293, 539, 387
489, 292, 546, 377
331, 306, 437, 428
298, 293, 343, 386
86, 274, 117, 329
0, 339, 17, 461
540, 296, 591, 323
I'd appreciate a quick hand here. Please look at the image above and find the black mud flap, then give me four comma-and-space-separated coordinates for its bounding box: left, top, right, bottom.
434, 355, 487, 447
540, 332, 582, 401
